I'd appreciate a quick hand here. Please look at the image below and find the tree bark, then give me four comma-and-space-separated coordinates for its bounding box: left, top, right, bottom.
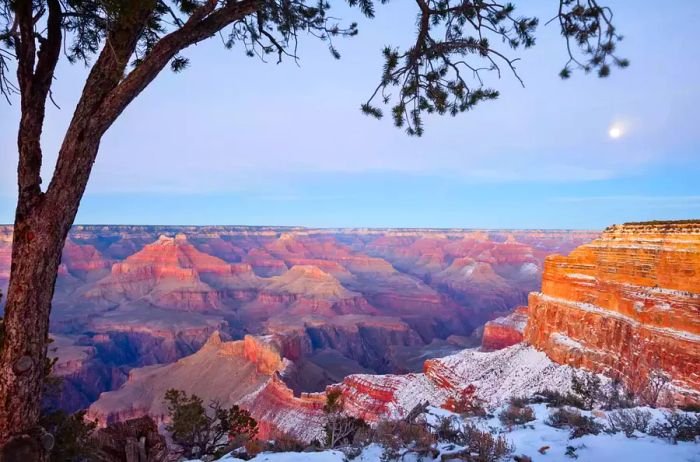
0, 201, 67, 461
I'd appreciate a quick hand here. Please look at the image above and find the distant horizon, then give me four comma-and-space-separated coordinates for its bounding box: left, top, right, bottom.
6, 220, 698, 231
2, 1, 699, 228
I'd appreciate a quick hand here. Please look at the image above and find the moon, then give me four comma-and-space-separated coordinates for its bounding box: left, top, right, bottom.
608, 126, 623, 139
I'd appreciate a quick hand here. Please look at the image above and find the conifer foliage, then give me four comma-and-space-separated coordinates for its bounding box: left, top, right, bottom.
164, 389, 258, 459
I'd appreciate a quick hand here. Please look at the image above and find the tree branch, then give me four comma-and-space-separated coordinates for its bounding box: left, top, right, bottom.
94, 0, 261, 132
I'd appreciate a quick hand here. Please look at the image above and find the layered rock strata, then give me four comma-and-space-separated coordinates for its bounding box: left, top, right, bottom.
524, 221, 700, 405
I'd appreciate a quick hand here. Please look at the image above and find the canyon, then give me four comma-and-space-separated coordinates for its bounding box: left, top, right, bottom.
84, 220, 700, 440
2, 220, 695, 443
0, 225, 597, 414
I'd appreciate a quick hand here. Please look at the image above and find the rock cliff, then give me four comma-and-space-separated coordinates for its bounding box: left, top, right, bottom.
524, 221, 700, 405
481, 306, 528, 351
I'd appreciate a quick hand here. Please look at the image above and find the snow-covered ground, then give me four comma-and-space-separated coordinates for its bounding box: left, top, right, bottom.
193, 404, 699, 462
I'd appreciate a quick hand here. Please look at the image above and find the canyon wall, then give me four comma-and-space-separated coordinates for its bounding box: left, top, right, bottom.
524, 221, 700, 405
481, 306, 528, 351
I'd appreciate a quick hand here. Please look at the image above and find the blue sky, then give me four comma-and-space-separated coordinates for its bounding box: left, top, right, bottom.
1, 1, 699, 229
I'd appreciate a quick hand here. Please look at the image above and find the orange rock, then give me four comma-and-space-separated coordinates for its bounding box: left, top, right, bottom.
482, 306, 528, 351
524, 222, 700, 405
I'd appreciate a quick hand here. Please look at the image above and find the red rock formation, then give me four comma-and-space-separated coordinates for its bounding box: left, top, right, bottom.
242, 375, 326, 440
524, 222, 700, 405
94, 234, 239, 311
331, 343, 576, 427
86, 332, 280, 426
61, 239, 110, 278
481, 306, 528, 351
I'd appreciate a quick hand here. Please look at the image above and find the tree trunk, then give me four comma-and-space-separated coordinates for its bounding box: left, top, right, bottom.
0, 201, 68, 460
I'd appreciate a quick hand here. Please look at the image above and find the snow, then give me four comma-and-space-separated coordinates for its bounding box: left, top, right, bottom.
490, 404, 700, 462
551, 332, 585, 350
435, 344, 580, 405
201, 404, 700, 462
519, 262, 540, 276
190, 451, 348, 462
565, 272, 596, 281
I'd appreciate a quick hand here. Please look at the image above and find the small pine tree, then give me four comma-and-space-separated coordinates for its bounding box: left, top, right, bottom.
164, 389, 258, 459
571, 372, 602, 410
323, 389, 367, 448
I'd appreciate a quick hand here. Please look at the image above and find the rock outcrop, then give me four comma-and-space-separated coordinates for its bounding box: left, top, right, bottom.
89, 335, 579, 442
481, 306, 528, 351
86, 332, 282, 426
334, 343, 578, 425
524, 221, 700, 405
91, 416, 167, 462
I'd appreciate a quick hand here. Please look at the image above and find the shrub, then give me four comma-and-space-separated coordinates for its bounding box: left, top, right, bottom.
40, 410, 97, 462
451, 385, 488, 418
532, 389, 586, 410
508, 396, 531, 408
565, 445, 580, 458
639, 370, 671, 408
460, 423, 514, 462
570, 372, 602, 410
266, 431, 306, 453
498, 404, 535, 428
374, 419, 435, 460
546, 408, 603, 439
323, 389, 369, 448
680, 403, 700, 413
434, 416, 462, 443
606, 409, 652, 437
599, 379, 635, 410
244, 439, 265, 458
649, 411, 700, 443
164, 389, 258, 459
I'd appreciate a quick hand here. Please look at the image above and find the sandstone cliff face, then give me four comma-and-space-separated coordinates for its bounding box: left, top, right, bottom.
524, 222, 700, 405
481, 306, 528, 351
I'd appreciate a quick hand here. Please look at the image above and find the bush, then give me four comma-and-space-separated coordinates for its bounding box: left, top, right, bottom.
638, 371, 671, 408
164, 389, 258, 459
40, 410, 97, 462
459, 423, 514, 462
266, 431, 307, 453
323, 389, 369, 448
680, 403, 700, 413
649, 411, 700, 443
451, 385, 488, 418
570, 372, 602, 410
546, 408, 603, 439
606, 409, 652, 437
598, 379, 635, 410
374, 419, 435, 460
532, 389, 586, 410
498, 403, 535, 428
434, 416, 462, 443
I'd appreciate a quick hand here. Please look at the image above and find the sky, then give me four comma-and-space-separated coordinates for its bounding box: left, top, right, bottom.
1, 1, 699, 229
